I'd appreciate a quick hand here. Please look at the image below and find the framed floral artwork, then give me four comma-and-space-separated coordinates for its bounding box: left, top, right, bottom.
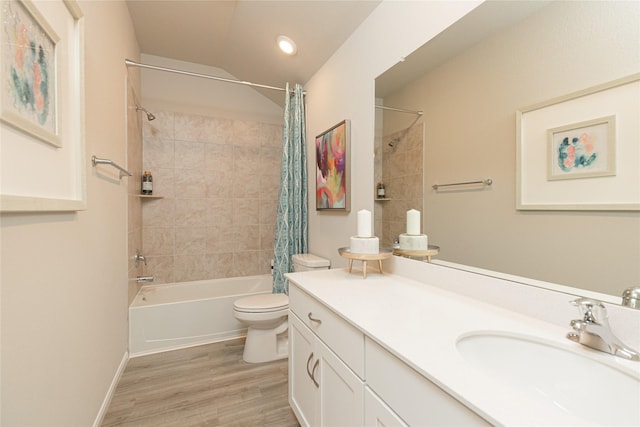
1, 0, 86, 212
516, 73, 639, 211
547, 116, 615, 181
1, 0, 60, 147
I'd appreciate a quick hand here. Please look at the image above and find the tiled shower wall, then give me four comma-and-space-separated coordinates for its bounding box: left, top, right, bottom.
141, 110, 283, 284
380, 123, 424, 247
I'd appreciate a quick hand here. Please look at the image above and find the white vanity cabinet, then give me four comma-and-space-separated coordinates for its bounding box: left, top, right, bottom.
288, 278, 490, 427
289, 285, 365, 427
365, 338, 489, 426
287, 262, 640, 426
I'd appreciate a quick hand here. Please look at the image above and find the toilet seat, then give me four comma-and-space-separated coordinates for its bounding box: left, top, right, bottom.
233, 293, 289, 313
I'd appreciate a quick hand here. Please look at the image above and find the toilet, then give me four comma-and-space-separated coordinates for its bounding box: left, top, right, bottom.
233, 253, 330, 363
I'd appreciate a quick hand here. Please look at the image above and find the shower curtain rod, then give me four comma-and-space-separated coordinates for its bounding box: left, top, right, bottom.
376, 105, 423, 116
125, 59, 300, 93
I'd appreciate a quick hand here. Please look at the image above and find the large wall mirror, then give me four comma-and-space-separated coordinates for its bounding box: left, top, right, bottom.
374, 0, 640, 301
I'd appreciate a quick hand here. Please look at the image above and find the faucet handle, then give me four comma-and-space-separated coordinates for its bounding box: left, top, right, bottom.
622, 287, 640, 309
571, 298, 608, 324
134, 249, 148, 267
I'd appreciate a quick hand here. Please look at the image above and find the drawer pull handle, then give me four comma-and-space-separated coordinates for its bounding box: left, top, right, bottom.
311, 359, 320, 388
308, 312, 322, 324
306, 353, 315, 380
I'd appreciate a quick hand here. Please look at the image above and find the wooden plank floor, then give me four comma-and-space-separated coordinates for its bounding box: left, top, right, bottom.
102, 338, 299, 427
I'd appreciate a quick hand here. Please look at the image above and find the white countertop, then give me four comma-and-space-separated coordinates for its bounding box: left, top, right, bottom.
286, 267, 640, 426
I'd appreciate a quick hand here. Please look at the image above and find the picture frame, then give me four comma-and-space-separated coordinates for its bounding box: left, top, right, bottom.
315, 120, 350, 212
547, 115, 616, 181
516, 73, 639, 211
1, 0, 86, 212
1, 0, 60, 147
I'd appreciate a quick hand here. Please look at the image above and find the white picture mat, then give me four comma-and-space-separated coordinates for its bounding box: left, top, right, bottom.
0, 0, 85, 211
517, 75, 639, 210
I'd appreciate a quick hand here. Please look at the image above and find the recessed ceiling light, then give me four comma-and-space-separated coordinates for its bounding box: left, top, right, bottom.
277, 35, 297, 55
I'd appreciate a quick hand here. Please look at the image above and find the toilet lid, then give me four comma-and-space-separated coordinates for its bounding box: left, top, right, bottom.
234, 293, 289, 313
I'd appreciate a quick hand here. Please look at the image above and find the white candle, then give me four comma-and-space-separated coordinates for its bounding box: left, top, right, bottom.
357, 209, 372, 237
407, 209, 421, 235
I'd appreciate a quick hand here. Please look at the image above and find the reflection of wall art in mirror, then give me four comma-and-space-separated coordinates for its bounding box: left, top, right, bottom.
1, 0, 60, 147
547, 116, 616, 181
315, 119, 350, 212
517, 73, 640, 211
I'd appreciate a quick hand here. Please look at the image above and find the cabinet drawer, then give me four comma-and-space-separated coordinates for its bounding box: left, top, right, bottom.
290, 283, 365, 378
365, 338, 489, 426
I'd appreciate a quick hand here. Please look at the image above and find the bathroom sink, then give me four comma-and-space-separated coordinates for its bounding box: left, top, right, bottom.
457, 332, 640, 425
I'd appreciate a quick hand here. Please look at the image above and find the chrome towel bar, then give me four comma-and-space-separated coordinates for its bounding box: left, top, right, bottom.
91, 155, 132, 178
432, 178, 492, 190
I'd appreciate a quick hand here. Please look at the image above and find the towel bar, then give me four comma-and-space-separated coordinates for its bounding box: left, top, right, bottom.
91, 155, 132, 178
432, 178, 492, 190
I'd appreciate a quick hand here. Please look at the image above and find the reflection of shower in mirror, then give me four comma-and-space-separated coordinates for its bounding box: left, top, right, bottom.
376, 104, 423, 148
388, 114, 422, 147
388, 137, 401, 147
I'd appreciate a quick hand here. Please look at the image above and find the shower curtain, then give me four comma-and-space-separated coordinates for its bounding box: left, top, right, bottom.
273, 83, 308, 294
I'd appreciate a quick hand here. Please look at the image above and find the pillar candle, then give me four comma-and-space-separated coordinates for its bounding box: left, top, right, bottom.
357, 209, 372, 237
407, 209, 421, 235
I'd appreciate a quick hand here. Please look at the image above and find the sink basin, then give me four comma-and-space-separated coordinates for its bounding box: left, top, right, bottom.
457, 332, 640, 425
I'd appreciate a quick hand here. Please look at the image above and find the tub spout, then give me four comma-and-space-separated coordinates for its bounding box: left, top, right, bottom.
136, 276, 155, 283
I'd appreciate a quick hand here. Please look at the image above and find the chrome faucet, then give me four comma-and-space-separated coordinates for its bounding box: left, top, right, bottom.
567, 297, 639, 361
134, 250, 147, 268
622, 287, 640, 309
136, 276, 155, 283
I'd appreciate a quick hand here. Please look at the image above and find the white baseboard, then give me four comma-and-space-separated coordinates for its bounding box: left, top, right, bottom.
93, 351, 129, 427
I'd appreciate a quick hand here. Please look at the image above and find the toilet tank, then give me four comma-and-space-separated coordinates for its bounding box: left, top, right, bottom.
292, 253, 330, 272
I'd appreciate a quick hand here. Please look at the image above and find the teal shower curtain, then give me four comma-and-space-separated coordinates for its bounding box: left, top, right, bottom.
273, 83, 308, 294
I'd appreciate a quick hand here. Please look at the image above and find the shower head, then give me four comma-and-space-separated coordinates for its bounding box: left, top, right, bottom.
135, 105, 155, 121
387, 113, 423, 147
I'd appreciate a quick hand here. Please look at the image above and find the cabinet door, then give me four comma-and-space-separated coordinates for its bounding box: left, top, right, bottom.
317, 338, 364, 427
289, 313, 317, 427
364, 387, 408, 427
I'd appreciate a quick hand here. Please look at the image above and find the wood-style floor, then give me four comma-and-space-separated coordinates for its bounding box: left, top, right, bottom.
102, 338, 300, 427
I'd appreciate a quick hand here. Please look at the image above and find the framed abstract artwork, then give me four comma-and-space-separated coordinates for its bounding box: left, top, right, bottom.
516, 73, 639, 211
1, 0, 60, 147
315, 120, 350, 211
547, 115, 615, 181
1, 0, 86, 212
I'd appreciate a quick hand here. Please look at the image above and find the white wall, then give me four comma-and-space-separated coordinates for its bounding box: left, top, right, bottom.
1, 1, 139, 425
305, 0, 482, 268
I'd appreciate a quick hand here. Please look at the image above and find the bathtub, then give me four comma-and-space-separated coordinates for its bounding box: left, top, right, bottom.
129, 274, 272, 356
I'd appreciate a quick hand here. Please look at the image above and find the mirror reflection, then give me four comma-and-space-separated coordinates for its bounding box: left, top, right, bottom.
374, 106, 424, 247
375, 0, 640, 299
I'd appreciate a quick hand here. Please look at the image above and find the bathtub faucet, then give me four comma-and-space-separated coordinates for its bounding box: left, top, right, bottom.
136, 276, 155, 283
134, 250, 147, 267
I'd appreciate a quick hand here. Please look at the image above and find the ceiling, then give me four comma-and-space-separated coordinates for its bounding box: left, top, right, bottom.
375, 0, 551, 98
126, 0, 381, 106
